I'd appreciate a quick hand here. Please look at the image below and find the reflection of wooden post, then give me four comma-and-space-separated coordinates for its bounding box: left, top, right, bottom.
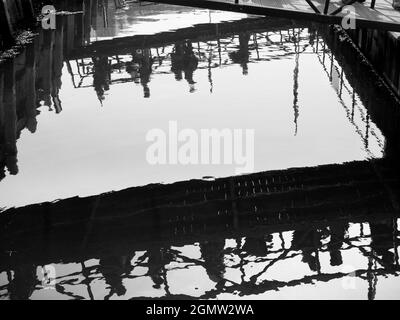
3, 61, 16, 147
230, 178, 238, 229
393, 218, 399, 267
0, 68, 5, 147
83, 0, 92, 46
3, 61, 18, 175
0, 0, 15, 47
39, 30, 55, 108
52, 21, 64, 113
24, 39, 38, 133
20, 0, 35, 24
74, 0, 84, 48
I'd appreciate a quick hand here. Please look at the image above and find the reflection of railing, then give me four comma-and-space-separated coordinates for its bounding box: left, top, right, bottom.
313, 32, 385, 158
0, 194, 399, 299
67, 29, 311, 88
1, 158, 400, 299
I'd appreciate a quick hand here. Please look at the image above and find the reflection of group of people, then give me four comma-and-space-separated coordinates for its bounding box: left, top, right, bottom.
2, 218, 398, 300
92, 49, 155, 100
90, 35, 254, 100
171, 41, 199, 93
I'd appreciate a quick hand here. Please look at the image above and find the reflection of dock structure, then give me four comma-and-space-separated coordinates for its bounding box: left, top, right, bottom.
0, 159, 399, 299
1, 1, 400, 300
1, 13, 399, 183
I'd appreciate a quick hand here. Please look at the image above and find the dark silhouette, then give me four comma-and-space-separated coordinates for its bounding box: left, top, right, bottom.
370, 219, 396, 267
291, 229, 323, 272
8, 264, 37, 300
92, 56, 111, 103
229, 32, 250, 75
242, 234, 273, 257
327, 222, 348, 266
200, 240, 226, 289
98, 255, 133, 299
146, 247, 173, 290
127, 49, 154, 98
171, 41, 199, 92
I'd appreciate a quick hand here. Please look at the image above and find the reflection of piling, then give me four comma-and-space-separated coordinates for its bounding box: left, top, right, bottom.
347, 28, 400, 97
0, 67, 5, 180
0, 0, 15, 47
83, 0, 92, 46
52, 20, 64, 113
37, 31, 55, 108
24, 37, 38, 133
2, 61, 18, 176
20, 0, 35, 25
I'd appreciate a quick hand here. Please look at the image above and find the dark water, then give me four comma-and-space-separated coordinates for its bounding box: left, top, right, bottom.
0, 0, 399, 300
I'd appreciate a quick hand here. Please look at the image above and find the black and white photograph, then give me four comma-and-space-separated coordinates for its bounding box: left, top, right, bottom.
1, 0, 400, 305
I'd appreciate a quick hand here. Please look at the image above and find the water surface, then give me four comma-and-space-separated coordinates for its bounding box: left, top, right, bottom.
0, 0, 398, 301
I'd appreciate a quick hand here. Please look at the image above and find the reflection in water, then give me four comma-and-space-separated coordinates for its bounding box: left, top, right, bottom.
0, 20, 389, 194
171, 42, 199, 92
1, 156, 400, 299
1, 1, 400, 300
1, 210, 400, 299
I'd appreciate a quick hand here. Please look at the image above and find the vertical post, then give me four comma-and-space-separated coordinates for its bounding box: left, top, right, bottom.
24, 38, 38, 134
3, 61, 18, 176
230, 178, 238, 229
0, 67, 4, 139
323, 0, 330, 14
83, 0, 92, 46
370, 0, 376, 9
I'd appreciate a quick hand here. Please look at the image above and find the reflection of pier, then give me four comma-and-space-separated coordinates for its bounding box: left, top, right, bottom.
0, 159, 400, 299
1, 2, 400, 300
1, 12, 399, 183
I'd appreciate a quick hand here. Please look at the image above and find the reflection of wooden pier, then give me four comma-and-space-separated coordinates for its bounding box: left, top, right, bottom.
0, 159, 399, 299
154, 0, 400, 31
1, 15, 400, 183
1, 1, 400, 300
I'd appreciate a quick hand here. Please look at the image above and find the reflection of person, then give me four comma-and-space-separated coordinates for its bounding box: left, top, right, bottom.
200, 240, 225, 289
171, 41, 199, 92
370, 219, 396, 266
291, 229, 322, 272
229, 33, 250, 75
242, 234, 273, 257
127, 49, 153, 98
327, 222, 347, 266
146, 247, 173, 289
92, 56, 111, 103
98, 255, 133, 299
8, 264, 37, 300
